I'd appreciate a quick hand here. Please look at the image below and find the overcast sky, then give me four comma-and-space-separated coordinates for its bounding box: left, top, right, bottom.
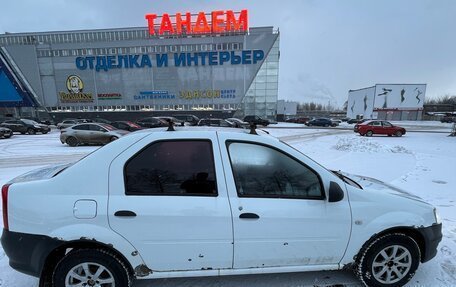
1, 0, 455, 107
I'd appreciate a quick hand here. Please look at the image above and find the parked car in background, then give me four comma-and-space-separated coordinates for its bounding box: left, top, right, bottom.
306, 118, 337, 127
172, 114, 200, 126
340, 117, 350, 122
243, 115, 270, 126
357, 120, 406, 137
440, 115, 456, 123
2, 128, 441, 287
60, 123, 129, 146
347, 118, 368, 124
22, 116, 54, 126
285, 117, 310, 124
57, 119, 92, 129
92, 118, 112, 124
198, 118, 235, 127
110, 121, 143, 132
136, 117, 167, 128
330, 118, 342, 124
0, 119, 50, 134
157, 116, 184, 126
0, 127, 13, 138
226, 118, 249, 128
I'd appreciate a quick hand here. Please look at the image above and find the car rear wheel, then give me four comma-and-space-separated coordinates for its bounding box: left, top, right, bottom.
66, 136, 78, 147
53, 249, 132, 287
366, 130, 373, 137
395, 131, 403, 137
355, 233, 420, 287
27, 128, 36, 135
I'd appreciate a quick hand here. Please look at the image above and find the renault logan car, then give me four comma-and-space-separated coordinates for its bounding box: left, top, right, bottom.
1, 127, 441, 287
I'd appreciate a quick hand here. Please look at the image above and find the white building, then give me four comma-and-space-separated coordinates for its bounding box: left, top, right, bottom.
347, 84, 426, 121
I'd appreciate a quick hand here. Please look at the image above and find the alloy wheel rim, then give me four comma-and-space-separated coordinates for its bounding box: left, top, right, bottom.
372, 245, 412, 284
65, 262, 115, 287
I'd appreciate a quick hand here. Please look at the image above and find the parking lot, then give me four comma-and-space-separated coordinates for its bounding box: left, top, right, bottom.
0, 123, 455, 286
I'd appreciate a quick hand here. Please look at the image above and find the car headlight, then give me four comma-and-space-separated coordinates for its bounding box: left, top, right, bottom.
434, 208, 442, 224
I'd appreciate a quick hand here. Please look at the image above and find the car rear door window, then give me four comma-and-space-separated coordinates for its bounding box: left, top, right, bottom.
227, 142, 324, 199
124, 140, 217, 196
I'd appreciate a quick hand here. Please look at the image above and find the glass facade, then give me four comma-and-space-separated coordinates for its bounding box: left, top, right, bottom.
237, 36, 279, 119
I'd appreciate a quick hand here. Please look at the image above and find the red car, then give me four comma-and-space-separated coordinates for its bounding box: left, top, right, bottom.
356, 120, 406, 137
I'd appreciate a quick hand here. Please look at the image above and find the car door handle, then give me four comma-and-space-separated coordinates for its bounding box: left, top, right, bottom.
239, 213, 260, 219
114, 210, 137, 217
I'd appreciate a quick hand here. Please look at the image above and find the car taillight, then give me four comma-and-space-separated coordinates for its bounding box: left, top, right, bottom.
2, 184, 10, 230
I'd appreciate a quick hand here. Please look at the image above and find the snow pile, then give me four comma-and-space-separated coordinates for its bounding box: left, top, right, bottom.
332, 137, 411, 154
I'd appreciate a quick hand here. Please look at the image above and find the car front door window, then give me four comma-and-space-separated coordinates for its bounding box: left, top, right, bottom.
228, 142, 323, 199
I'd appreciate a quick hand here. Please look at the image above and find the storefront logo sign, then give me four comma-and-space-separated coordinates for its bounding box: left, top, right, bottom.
97, 93, 122, 100
179, 89, 236, 100
59, 75, 93, 103
145, 10, 248, 35
134, 91, 176, 100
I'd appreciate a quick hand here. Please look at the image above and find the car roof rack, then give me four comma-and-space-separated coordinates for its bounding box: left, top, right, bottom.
165, 119, 175, 131
249, 123, 257, 135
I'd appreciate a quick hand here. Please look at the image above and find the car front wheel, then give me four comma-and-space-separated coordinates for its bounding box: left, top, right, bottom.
366, 130, 373, 137
355, 233, 420, 287
27, 128, 36, 135
53, 249, 132, 287
395, 131, 403, 137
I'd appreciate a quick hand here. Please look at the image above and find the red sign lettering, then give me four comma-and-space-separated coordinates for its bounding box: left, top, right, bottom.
145, 10, 248, 36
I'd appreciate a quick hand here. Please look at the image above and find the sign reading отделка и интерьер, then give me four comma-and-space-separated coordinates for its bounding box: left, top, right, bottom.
75, 50, 264, 72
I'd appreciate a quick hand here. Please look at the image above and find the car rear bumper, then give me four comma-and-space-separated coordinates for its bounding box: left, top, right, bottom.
417, 223, 442, 262
1, 229, 63, 277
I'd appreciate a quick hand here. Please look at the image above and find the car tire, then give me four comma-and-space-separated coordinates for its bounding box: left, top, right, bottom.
395, 131, 403, 137
66, 137, 79, 147
53, 249, 132, 287
42, 131, 48, 134
355, 233, 420, 287
110, 136, 119, 142
359, 133, 365, 136
27, 128, 36, 135
366, 130, 373, 137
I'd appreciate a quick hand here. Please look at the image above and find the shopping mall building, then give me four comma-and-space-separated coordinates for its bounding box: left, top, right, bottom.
0, 10, 280, 121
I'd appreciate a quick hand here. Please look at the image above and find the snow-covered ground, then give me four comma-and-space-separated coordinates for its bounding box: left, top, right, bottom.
0, 123, 455, 286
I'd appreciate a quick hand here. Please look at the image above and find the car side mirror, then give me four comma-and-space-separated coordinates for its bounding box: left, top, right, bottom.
328, 181, 344, 202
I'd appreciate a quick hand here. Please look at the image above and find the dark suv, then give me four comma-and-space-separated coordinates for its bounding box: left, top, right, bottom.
243, 115, 270, 126
0, 119, 50, 134
305, 118, 337, 127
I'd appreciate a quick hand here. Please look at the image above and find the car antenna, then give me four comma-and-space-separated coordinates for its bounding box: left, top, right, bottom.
166, 119, 175, 131
249, 122, 257, 135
